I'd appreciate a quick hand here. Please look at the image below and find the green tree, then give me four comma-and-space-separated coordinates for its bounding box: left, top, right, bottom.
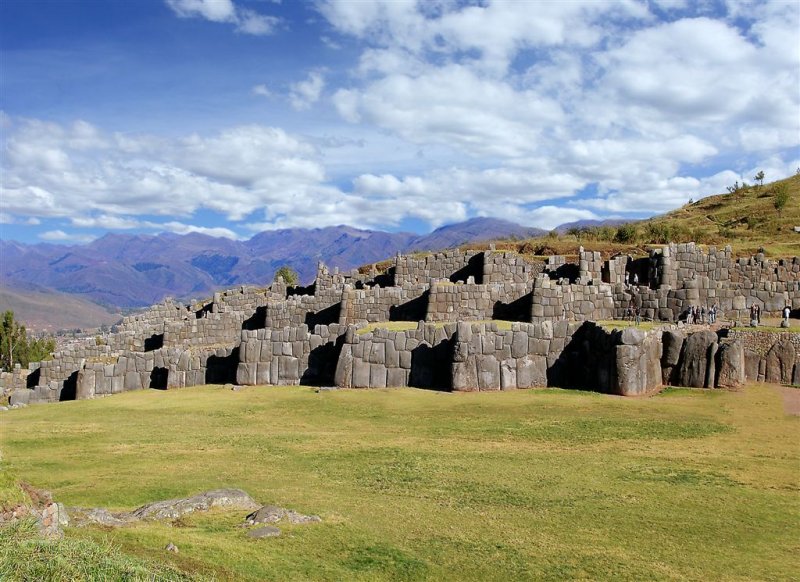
614, 224, 638, 244
773, 184, 789, 218
0, 311, 55, 371
754, 170, 765, 188
274, 265, 299, 286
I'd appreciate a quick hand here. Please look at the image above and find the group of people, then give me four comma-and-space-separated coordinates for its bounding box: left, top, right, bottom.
686, 304, 718, 325
624, 301, 642, 326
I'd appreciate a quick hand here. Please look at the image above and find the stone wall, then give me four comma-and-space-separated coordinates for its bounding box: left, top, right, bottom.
335, 323, 455, 390
394, 250, 482, 285
236, 324, 347, 387
426, 281, 532, 322
483, 251, 544, 283
530, 277, 615, 322
8, 242, 800, 406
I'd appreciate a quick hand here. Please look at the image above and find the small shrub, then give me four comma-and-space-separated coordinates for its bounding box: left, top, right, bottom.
614, 224, 638, 244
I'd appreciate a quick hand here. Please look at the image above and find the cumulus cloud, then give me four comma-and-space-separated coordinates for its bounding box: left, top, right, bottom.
319, 0, 799, 219
165, 0, 278, 35
289, 71, 325, 110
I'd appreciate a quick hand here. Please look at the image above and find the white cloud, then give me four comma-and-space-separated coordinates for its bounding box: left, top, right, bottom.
39, 230, 95, 243
252, 83, 272, 97
289, 71, 325, 110
165, 0, 278, 35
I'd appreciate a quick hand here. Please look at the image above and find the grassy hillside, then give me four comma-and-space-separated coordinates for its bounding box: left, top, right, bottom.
0, 285, 123, 333
1, 384, 797, 581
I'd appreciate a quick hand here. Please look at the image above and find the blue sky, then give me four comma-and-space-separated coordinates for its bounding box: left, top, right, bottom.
1, 0, 798, 244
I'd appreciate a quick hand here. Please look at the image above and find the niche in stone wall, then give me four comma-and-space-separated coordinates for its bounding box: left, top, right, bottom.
389, 291, 430, 321
409, 340, 452, 390
149, 367, 169, 389
629, 257, 651, 286
242, 306, 267, 331
305, 303, 342, 328
205, 348, 240, 385
144, 333, 164, 351
492, 293, 533, 322
450, 253, 484, 284
301, 335, 345, 386
26, 367, 40, 388
59, 371, 78, 401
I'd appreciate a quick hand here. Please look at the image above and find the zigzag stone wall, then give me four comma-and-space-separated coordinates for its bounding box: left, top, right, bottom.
5, 243, 800, 405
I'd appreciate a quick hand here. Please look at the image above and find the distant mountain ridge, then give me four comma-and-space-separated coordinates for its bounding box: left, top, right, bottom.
0, 218, 547, 309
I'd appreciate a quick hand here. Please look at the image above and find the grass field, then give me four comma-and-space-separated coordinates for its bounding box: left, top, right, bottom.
1, 384, 798, 581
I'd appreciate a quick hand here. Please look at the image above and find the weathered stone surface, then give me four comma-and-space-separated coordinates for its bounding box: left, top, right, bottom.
248, 526, 281, 538
245, 505, 321, 526
476, 355, 500, 391
620, 327, 646, 346
516, 355, 548, 388
500, 359, 517, 390
677, 330, 717, 388
452, 359, 478, 391
333, 344, 353, 388
131, 489, 259, 521
744, 350, 761, 382
765, 340, 796, 384
69, 507, 133, 528
661, 330, 685, 367
716, 341, 745, 389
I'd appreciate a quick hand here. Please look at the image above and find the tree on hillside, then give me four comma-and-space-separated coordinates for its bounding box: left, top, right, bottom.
773, 184, 789, 218
754, 170, 765, 188
0, 311, 56, 371
274, 265, 299, 286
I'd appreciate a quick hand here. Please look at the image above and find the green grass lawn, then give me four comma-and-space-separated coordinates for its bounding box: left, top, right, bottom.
1, 384, 798, 581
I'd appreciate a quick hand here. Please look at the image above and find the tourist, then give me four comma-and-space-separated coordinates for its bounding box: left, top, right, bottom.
755, 304, 761, 324
686, 306, 693, 325
783, 305, 791, 325
709, 304, 717, 324
635, 306, 641, 326
626, 302, 633, 321
633, 273, 639, 286
701, 306, 706, 324
624, 272, 629, 287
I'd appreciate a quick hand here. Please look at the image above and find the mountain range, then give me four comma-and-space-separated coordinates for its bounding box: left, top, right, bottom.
0, 218, 547, 312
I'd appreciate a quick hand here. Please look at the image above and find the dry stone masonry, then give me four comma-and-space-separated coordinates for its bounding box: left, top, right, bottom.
4, 243, 799, 405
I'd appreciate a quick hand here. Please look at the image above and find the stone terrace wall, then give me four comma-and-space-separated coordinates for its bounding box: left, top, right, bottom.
579, 247, 604, 283
426, 282, 531, 322
483, 251, 544, 283
163, 312, 244, 348
342, 284, 430, 324
394, 250, 482, 285
727, 329, 800, 385
265, 287, 344, 330
236, 324, 347, 387
530, 278, 615, 322
451, 321, 661, 396
335, 323, 456, 390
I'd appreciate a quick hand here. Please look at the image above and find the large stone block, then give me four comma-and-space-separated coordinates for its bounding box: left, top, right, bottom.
500, 360, 517, 390
517, 355, 548, 388
334, 345, 353, 388
765, 340, 796, 384
369, 364, 388, 388
236, 363, 256, 386
452, 359, 478, 391
716, 341, 745, 389
476, 355, 501, 391
677, 330, 717, 388
352, 358, 371, 389
661, 330, 685, 367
